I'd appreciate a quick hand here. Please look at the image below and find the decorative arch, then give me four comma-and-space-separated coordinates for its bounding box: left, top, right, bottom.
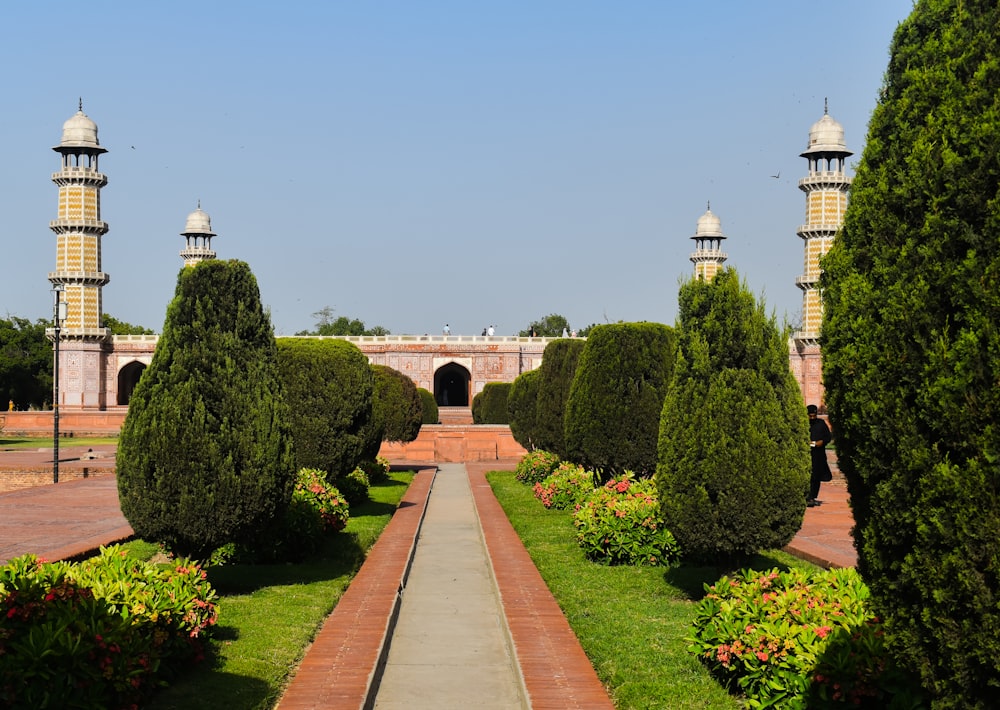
434, 362, 471, 407
116, 361, 147, 405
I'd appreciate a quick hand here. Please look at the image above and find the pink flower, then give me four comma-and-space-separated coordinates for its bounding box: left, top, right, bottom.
815, 626, 832, 638
756, 651, 769, 661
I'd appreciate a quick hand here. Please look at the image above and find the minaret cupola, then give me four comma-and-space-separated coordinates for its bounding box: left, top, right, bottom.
180, 201, 217, 266
689, 202, 728, 281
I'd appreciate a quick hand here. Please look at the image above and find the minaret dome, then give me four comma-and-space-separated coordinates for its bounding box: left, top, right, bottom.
180, 202, 218, 266
689, 203, 728, 281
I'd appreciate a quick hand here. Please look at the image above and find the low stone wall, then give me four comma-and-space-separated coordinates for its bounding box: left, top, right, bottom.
1, 411, 127, 437
0, 466, 114, 493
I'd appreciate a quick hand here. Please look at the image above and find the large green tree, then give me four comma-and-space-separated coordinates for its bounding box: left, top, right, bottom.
507, 368, 541, 450
276, 338, 375, 476
657, 269, 809, 562
564, 322, 676, 481
362, 365, 423, 459
519, 313, 570, 337
533, 338, 586, 457
297, 306, 390, 336
117, 260, 295, 559
821, 2, 1000, 705
0, 317, 52, 410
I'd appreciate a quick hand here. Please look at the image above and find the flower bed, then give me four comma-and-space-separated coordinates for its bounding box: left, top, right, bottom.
1, 546, 218, 708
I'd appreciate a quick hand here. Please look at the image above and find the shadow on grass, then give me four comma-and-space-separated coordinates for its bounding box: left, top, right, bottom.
664, 552, 804, 600
145, 667, 274, 710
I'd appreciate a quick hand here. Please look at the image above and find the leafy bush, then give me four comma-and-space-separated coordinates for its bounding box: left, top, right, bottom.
532, 462, 593, 510
336, 467, 371, 506
365, 365, 424, 459
417, 387, 438, 424
514, 449, 561, 485
573, 473, 679, 566
507, 368, 541, 450
821, 2, 1000, 705
564, 322, 677, 482
472, 382, 512, 424
358, 456, 391, 485
688, 566, 925, 709
117, 260, 296, 559
0, 547, 218, 708
533, 338, 586, 457
292, 468, 350, 533
276, 338, 375, 477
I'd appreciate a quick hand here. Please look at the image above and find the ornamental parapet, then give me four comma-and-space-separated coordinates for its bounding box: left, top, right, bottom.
49, 219, 110, 234
48, 270, 110, 286
690, 248, 728, 261
796, 224, 842, 239
46, 326, 111, 341
797, 173, 852, 190
51, 169, 108, 186
795, 274, 820, 289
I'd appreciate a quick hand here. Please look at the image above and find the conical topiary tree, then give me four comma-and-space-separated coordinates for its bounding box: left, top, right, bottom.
117, 260, 295, 560
657, 269, 809, 562
533, 338, 586, 458
361, 364, 422, 460
821, 2, 1000, 704
507, 368, 541, 451
564, 322, 676, 482
276, 337, 375, 476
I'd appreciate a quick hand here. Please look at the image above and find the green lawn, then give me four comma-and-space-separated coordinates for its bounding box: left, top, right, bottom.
0, 436, 119, 449
486, 470, 819, 710
137, 471, 414, 710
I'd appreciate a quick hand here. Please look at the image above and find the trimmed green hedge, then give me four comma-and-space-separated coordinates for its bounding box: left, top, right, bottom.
472, 382, 511, 424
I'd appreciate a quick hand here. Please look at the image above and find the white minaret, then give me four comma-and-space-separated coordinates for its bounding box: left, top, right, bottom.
689, 203, 728, 281
180, 202, 217, 266
791, 101, 852, 405
48, 100, 111, 409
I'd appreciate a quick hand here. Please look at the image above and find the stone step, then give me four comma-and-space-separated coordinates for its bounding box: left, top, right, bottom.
437, 406, 473, 425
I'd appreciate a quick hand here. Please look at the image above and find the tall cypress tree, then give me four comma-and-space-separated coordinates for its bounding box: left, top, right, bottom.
822, 2, 1000, 704
117, 260, 295, 559
533, 338, 586, 457
507, 368, 541, 451
563, 322, 676, 481
276, 337, 374, 476
657, 269, 809, 562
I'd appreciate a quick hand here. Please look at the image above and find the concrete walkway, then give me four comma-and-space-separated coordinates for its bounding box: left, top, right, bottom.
373, 463, 525, 709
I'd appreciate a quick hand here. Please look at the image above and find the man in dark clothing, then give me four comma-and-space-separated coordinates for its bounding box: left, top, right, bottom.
807, 404, 833, 507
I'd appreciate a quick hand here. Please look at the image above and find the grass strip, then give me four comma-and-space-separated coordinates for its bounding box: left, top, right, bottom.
140, 471, 414, 710
486, 470, 818, 710
0, 436, 119, 449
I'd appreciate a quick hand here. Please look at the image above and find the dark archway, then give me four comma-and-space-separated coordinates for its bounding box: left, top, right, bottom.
117, 361, 146, 405
434, 362, 471, 407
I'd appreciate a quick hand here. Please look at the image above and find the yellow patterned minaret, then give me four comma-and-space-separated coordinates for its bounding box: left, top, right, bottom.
790, 101, 852, 405
48, 101, 111, 408
689, 203, 728, 281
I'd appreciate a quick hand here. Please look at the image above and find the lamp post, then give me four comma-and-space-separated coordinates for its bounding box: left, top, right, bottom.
51, 283, 66, 484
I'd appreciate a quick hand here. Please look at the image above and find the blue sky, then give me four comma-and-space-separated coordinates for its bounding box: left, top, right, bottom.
1, 1, 914, 336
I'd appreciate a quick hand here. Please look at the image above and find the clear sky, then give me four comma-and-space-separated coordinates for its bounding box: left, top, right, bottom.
1, 1, 914, 337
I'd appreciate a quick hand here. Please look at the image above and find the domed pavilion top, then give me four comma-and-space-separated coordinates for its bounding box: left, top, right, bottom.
801, 101, 852, 157
182, 202, 216, 236
692, 203, 724, 240
54, 99, 106, 154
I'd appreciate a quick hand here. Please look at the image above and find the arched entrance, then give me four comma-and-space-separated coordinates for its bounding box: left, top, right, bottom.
434, 362, 471, 407
116, 361, 146, 405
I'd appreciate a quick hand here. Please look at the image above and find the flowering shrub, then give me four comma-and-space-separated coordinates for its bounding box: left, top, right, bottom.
358, 456, 391, 485
515, 449, 561, 485
573, 473, 679, 566
532, 462, 594, 509
0, 547, 218, 708
688, 566, 925, 708
294, 468, 350, 533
